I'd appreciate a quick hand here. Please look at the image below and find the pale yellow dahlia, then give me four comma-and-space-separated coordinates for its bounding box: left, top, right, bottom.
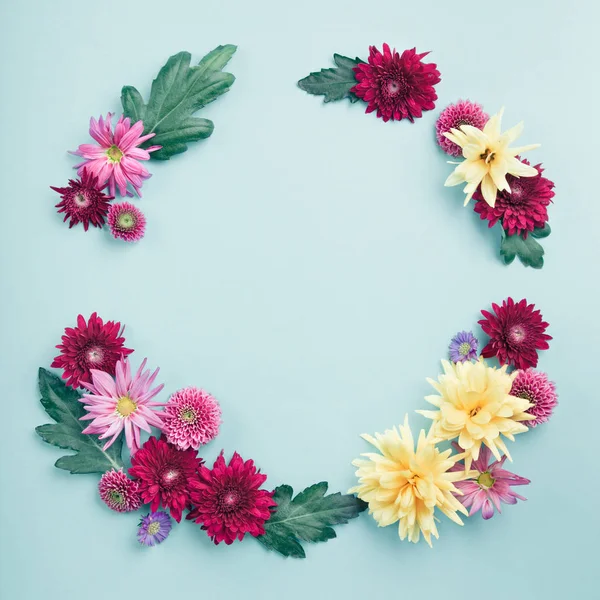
443, 107, 540, 207
349, 415, 471, 547
417, 359, 533, 470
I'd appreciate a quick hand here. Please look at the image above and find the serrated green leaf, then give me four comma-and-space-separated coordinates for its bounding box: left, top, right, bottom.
531, 222, 551, 239
121, 46, 236, 160
256, 482, 367, 558
500, 231, 545, 269
35, 368, 124, 474
298, 54, 364, 103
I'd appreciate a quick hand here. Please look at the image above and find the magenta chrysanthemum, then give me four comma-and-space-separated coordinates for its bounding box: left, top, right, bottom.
435, 100, 489, 156
51, 313, 133, 388
81, 357, 164, 455
107, 202, 146, 242
187, 452, 277, 545
511, 369, 558, 427
51, 169, 114, 231
71, 113, 160, 197
473, 159, 555, 238
163, 387, 221, 451
351, 44, 441, 123
129, 436, 203, 522
98, 469, 142, 512
479, 298, 552, 370
451, 443, 529, 519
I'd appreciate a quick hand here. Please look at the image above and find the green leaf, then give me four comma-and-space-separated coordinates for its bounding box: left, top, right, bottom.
35, 368, 124, 474
298, 54, 364, 103
531, 222, 551, 239
500, 230, 545, 269
256, 482, 367, 558
121, 46, 237, 160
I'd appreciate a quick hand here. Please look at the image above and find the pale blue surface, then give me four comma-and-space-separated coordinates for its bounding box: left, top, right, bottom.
1, 0, 598, 598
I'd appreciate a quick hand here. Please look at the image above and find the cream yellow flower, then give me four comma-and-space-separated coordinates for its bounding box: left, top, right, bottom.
443, 108, 540, 207
417, 359, 533, 470
349, 415, 471, 547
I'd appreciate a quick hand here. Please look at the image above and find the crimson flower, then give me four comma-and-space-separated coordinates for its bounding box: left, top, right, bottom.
479, 298, 552, 369
187, 452, 276, 545
51, 312, 133, 388
351, 44, 440, 122
129, 436, 203, 522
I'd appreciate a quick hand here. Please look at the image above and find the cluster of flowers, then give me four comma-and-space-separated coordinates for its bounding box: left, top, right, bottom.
351, 297, 557, 545
51, 114, 155, 242
436, 101, 555, 242
52, 313, 276, 546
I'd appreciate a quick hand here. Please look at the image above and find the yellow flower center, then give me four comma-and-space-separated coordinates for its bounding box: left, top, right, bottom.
479, 148, 496, 164
116, 396, 137, 417
469, 407, 481, 417
147, 521, 161, 535
106, 144, 123, 163
180, 408, 197, 423
477, 471, 495, 489
458, 342, 471, 356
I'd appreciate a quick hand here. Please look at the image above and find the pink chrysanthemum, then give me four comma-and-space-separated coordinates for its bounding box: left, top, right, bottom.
71, 113, 160, 197
51, 169, 114, 231
51, 313, 133, 388
163, 387, 221, 451
80, 357, 164, 455
351, 44, 441, 123
479, 298, 552, 370
107, 202, 146, 242
451, 443, 530, 519
435, 100, 489, 156
98, 469, 142, 512
129, 436, 203, 522
187, 452, 277, 545
511, 369, 558, 427
473, 160, 555, 237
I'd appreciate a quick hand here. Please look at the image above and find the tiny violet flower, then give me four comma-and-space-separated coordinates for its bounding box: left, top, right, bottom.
138, 511, 172, 546
448, 331, 478, 363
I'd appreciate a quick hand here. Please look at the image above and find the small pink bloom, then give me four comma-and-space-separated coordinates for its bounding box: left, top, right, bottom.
107, 202, 146, 242
435, 100, 489, 156
80, 357, 164, 455
511, 369, 558, 427
163, 387, 221, 451
451, 443, 530, 520
98, 469, 142, 512
71, 113, 161, 197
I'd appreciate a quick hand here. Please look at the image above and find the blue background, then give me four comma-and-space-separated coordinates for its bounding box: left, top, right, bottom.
1, 0, 598, 598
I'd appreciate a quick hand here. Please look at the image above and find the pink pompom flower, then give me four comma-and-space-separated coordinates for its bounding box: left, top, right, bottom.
107, 202, 146, 242
71, 113, 160, 197
98, 469, 142, 512
435, 100, 489, 156
511, 369, 558, 427
163, 387, 221, 451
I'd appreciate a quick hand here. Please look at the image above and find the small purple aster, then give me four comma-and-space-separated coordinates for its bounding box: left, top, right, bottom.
137, 511, 172, 547
449, 331, 479, 363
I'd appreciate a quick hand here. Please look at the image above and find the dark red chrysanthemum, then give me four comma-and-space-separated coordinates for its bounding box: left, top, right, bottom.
479, 298, 552, 370
51, 169, 114, 231
51, 312, 133, 388
187, 452, 276, 545
351, 44, 441, 122
129, 436, 203, 522
473, 159, 555, 238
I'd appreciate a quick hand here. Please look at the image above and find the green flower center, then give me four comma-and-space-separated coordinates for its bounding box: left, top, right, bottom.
116, 396, 137, 417
147, 521, 161, 536
106, 145, 123, 163
180, 408, 197, 423
458, 342, 471, 356
109, 490, 124, 505
518, 390, 532, 401
117, 212, 136, 230
74, 192, 89, 207
477, 471, 495, 489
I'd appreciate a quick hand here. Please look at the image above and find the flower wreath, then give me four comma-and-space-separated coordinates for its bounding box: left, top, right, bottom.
51, 46, 238, 242
37, 298, 556, 552
298, 44, 555, 269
